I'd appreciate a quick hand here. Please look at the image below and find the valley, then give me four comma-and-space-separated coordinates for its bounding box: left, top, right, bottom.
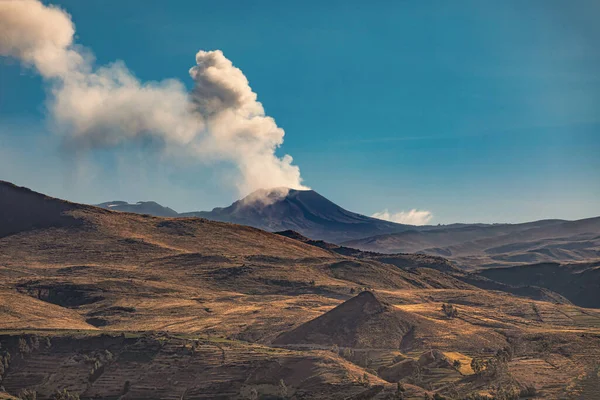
2, 0, 599, 398
1, 180, 600, 399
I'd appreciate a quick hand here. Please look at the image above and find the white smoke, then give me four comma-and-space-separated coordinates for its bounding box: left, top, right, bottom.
372, 209, 433, 226
0, 0, 307, 195
0, 0, 81, 78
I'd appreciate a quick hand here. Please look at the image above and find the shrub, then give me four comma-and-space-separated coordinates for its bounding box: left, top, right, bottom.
342, 347, 354, 360
18, 389, 37, 400
470, 358, 485, 375
89, 360, 105, 382
495, 347, 512, 363
441, 304, 458, 319
248, 387, 258, 400
481, 348, 511, 378
360, 353, 372, 368
484, 357, 500, 377
0, 350, 11, 377
123, 381, 131, 395
453, 359, 462, 370
392, 382, 406, 399
278, 379, 288, 397
28, 337, 39, 351
331, 344, 340, 355
359, 372, 370, 387
18, 338, 30, 355
396, 382, 405, 393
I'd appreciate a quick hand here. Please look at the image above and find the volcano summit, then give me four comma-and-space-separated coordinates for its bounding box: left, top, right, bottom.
182, 188, 415, 243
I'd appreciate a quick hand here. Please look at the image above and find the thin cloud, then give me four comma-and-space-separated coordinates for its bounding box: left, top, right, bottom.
372, 209, 433, 226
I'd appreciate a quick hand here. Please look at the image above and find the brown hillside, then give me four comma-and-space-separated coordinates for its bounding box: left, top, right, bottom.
0, 180, 477, 340
0, 180, 83, 237
271, 290, 524, 354
2, 180, 600, 399
0, 332, 391, 400
273, 291, 414, 349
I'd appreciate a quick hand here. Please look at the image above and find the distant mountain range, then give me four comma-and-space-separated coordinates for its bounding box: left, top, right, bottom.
99, 188, 420, 243
345, 217, 600, 269
97, 187, 600, 269
96, 200, 178, 217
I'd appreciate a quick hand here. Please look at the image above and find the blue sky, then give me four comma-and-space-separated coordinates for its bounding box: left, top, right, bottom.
1, 0, 599, 224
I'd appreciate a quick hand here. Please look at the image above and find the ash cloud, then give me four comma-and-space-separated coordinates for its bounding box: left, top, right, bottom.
0, 0, 307, 196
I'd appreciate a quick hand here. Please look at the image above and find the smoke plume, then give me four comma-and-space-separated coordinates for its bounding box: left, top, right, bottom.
0, 0, 307, 195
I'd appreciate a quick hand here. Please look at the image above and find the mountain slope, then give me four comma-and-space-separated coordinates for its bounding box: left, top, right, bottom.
181, 187, 413, 243
344, 217, 600, 268
478, 261, 600, 308
272, 290, 516, 353
273, 291, 414, 349
0, 183, 334, 263
93, 188, 599, 270
0, 180, 476, 336
0, 180, 84, 237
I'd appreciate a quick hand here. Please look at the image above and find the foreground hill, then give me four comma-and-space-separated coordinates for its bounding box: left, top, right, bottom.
0, 181, 335, 261
274, 291, 419, 349
344, 217, 600, 268
0, 332, 399, 400
1, 180, 600, 399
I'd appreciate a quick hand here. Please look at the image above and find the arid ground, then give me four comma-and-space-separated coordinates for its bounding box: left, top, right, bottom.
1, 181, 599, 399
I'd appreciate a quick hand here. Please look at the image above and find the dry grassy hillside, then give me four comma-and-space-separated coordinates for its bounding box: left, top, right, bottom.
1, 181, 599, 399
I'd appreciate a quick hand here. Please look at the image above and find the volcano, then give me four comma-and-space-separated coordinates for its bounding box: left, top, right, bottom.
180, 188, 412, 243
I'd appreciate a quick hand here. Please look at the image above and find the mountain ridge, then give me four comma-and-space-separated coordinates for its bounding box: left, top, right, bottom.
94, 187, 598, 266
345, 216, 600, 269
96, 200, 178, 217
102, 187, 417, 243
